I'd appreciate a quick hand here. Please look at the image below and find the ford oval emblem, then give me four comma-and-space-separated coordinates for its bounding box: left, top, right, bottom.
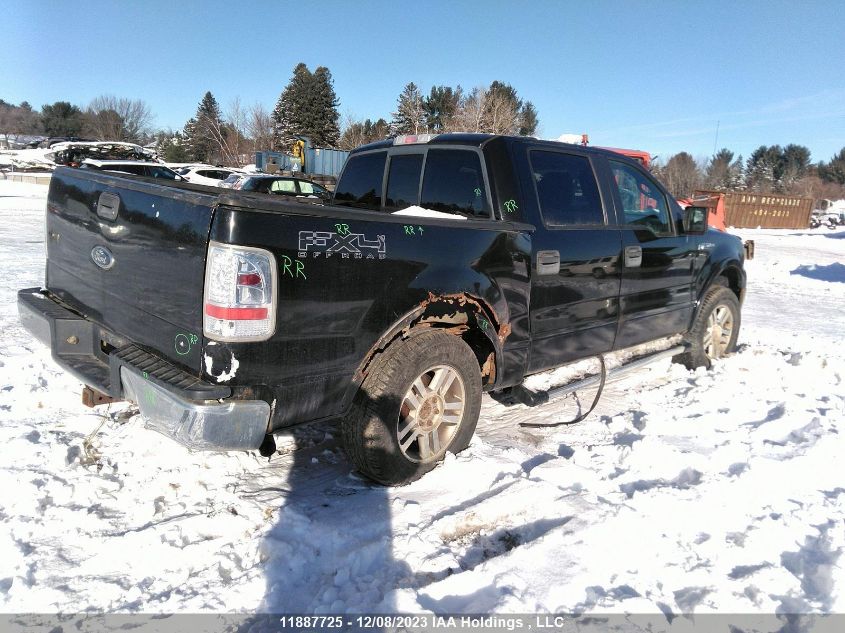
90, 245, 115, 270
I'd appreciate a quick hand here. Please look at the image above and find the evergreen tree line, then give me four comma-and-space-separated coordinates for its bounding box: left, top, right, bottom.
337, 81, 539, 150
652, 144, 845, 200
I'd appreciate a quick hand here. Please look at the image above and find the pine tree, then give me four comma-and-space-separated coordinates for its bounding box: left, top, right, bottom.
271, 63, 342, 151
746, 145, 784, 193
818, 147, 845, 185
706, 148, 735, 190
182, 117, 198, 159
192, 91, 223, 163
390, 83, 427, 135
310, 66, 340, 147
272, 63, 311, 152
424, 86, 461, 133
157, 130, 191, 163
41, 101, 84, 137
518, 101, 538, 136
781, 144, 811, 190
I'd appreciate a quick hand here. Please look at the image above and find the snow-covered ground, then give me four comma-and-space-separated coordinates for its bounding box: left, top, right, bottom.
0, 180, 843, 619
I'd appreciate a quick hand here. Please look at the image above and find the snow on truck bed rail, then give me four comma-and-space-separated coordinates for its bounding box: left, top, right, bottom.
0, 180, 843, 617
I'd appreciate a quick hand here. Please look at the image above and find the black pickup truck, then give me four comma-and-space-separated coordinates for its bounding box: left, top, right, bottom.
18, 133, 746, 485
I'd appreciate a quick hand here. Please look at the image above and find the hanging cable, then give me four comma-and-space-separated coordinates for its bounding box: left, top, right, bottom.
519, 355, 607, 428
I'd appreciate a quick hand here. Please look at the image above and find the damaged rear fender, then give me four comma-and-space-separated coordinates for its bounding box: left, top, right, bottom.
347, 292, 507, 405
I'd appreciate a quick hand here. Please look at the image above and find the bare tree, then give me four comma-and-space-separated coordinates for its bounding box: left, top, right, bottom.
85, 95, 153, 142
655, 152, 704, 198
222, 98, 249, 165
338, 113, 369, 150
447, 87, 487, 133
338, 115, 390, 150
483, 87, 520, 134
0, 101, 41, 139
247, 103, 273, 153
790, 174, 845, 202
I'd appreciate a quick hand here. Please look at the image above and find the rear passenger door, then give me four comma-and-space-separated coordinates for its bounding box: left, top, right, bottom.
526, 149, 623, 373
605, 158, 696, 348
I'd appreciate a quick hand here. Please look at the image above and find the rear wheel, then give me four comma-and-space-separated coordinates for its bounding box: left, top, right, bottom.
676, 284, 741, 369
342, 330, 481, 485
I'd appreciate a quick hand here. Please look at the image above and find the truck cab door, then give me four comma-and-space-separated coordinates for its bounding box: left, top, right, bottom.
522, 149, 623, 374
604, 158, 697, 348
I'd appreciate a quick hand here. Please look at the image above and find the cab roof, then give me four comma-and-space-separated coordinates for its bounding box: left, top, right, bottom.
349, 133, 641, 163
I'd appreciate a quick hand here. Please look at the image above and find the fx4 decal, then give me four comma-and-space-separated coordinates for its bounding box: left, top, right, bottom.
298, 230, 387, 259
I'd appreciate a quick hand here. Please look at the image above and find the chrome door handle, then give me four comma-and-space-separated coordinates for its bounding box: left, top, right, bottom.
624, 245, 642, 268
537, 250, 560, 275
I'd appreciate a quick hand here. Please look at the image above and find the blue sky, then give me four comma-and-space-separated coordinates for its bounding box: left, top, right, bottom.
3, 0, 844, 163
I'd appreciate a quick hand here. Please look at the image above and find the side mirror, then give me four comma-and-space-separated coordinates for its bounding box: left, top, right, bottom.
682, 205, 708, 234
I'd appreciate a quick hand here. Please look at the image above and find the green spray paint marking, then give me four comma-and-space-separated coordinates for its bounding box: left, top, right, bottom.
403, 225, 424, 236
478, 317, 489, 331
282, 254, 307, 279
503, 199, 518, 214
335, 223, 351, 236
474, 188, 482, 198
142, 371, 149, 380
174, 333, 194, 355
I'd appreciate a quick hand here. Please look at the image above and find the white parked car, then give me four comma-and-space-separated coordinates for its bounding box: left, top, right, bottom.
79, 159, 183, 180
180, 166, 240, 187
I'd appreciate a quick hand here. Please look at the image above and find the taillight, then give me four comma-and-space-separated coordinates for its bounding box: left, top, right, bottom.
203, 241, 276, 341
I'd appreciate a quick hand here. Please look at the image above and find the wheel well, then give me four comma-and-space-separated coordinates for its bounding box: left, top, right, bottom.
718, 267, 742, 300
359, 293, 502, 389
411, 295, 500, 387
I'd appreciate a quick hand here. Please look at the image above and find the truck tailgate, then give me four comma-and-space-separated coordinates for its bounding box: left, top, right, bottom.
44, 167, 217, 372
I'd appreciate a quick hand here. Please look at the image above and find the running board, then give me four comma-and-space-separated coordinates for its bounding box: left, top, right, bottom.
512, 345, 687, 407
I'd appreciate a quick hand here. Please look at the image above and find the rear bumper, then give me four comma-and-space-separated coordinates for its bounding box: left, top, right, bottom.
17, 288, 270, 451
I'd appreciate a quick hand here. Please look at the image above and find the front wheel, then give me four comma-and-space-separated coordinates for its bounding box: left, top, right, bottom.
342, 330, 482, 485
675, 284, 741, 369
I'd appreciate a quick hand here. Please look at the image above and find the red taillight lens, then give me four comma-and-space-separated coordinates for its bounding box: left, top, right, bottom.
204, 305, 269, 320
237, 272, 262, 286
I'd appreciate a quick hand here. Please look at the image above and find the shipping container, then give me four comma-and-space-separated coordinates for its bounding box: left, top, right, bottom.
254, 136, 350, 178
693, 190, 813, 230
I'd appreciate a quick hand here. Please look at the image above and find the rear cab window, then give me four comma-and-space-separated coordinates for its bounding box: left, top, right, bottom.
385, 154, 424, 210
335, 147, 491, 220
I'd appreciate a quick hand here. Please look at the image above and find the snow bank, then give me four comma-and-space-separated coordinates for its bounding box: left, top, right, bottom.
0, 181, 842, 617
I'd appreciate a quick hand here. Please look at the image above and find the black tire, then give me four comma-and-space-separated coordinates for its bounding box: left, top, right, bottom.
675, 283, 741, 370
342, 330, 482, 486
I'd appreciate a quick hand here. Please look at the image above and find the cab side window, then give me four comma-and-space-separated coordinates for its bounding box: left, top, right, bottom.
610, 160, 672, 234
334, 151, 387, 209
530, 151, 604, 225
